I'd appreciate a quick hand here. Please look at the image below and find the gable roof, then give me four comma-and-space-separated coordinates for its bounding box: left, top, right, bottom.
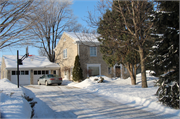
64, 32, 100, 43
3, 55, 60, 70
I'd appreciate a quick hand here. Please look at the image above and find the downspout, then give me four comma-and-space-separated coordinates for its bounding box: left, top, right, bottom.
113, 65, 115, 77
121, 64, 123, 79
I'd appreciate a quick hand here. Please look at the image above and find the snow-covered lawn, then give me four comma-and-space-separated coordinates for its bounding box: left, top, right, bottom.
68, 70, 180, 117
0, 70, 179, 118
0, 79, 31, 118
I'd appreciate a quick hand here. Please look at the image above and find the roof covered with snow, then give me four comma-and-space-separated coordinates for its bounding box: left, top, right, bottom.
64, 32, 100, 43
3, 55, 60, 69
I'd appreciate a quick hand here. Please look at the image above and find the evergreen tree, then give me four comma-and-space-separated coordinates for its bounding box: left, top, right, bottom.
72, 55, 83, 82
97, 4, 140, 85
98, 1, 155, 88
150, 1, 179, 109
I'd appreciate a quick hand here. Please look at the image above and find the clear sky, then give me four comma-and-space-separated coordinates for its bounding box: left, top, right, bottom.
0, 0, 98, 57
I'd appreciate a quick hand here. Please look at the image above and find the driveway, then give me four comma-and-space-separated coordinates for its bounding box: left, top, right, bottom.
24, 85, 173, 119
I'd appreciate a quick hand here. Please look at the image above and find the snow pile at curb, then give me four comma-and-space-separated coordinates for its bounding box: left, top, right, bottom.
62, 78, 73, 85
68, 71, 180, 117
0, 78, 32, 118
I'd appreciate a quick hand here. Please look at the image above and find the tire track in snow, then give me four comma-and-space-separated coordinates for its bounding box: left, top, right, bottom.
25, 85, 171, 119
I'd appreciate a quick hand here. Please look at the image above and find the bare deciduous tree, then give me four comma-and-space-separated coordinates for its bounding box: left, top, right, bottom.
0, 0, 36, 49
112, 0, 154, 88
86, 0, 154, 88
28, 0, 81, 62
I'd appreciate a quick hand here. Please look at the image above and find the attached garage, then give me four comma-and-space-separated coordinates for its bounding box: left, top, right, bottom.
33, 70, 50, 85
11, 70, 30, 85
1, 55, 60, 85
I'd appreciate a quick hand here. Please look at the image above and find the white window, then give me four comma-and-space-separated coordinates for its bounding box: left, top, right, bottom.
108, 67, 112, 74
90, 47, 97, 56
63, 38, 66, 42
21, 71, 25, 75
63, 49, 67, 59
12, 70, 29, 75
124, 67, 127, 73
87, 64, 101, 77
12, 71, 17, 75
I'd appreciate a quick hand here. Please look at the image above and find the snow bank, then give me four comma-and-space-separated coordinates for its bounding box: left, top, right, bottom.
0, 78, 32, 118
68, 76, 112, 88
69, 71, 180, 118
62, 78, 73, 85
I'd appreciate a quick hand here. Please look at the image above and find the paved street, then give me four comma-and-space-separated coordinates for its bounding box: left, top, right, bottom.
24, 85, 174, 119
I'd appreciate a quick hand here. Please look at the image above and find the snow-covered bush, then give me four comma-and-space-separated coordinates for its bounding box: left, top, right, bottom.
155, 71, 179, 109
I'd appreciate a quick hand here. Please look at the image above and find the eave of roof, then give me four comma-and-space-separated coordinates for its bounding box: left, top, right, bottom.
64, 32, 100, 43
3, 55, 60, 69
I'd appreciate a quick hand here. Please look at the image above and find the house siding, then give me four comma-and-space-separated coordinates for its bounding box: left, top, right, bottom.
1, 58, 8, 80
55, 33, 78, 79
55, 33, 111, 80
79, 44, 111, 79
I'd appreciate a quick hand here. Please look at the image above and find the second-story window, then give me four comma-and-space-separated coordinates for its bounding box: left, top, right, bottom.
63, 49, 67, 59
90, 47, 97, 56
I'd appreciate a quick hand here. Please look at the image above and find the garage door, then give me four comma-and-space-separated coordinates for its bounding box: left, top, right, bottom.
33, 70, 49, 84
11, 70, 30, 85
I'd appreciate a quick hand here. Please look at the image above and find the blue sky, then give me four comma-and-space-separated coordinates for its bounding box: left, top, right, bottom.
0, 0, 98, 57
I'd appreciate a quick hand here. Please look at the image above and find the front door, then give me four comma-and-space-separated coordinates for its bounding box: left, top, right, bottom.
115, 66, 121, 77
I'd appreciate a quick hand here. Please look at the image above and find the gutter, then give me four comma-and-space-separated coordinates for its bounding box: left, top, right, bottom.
6, 66, 60, 70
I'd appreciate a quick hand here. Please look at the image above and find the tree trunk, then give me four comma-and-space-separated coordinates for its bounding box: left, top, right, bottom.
139, 47, 148, 88
130, 71, 136, 85
133, 64, 137, 82
49, 54, 55, 62
126, 64, 136, 85
131, 64, 136, 85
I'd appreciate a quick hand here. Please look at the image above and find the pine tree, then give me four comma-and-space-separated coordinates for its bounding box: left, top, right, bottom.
98, 1, 155, 88
72, 55, 83, 82
97, 4, 140, 85
151, 1, 179, 109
